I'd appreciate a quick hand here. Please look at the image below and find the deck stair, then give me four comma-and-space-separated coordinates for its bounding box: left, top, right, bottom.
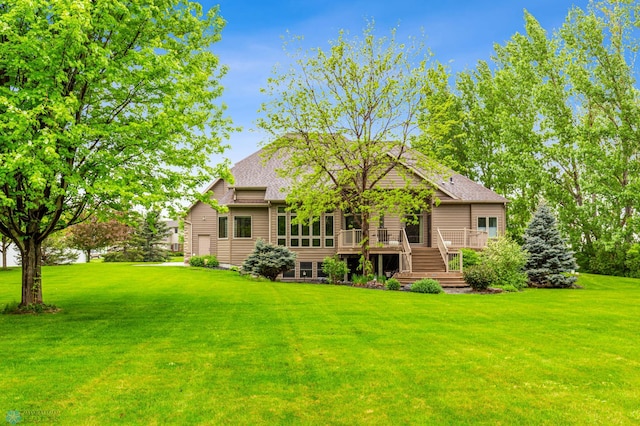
395, 247, 468, 288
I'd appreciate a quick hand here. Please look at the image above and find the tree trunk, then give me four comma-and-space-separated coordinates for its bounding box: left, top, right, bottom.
21, 238, 43, 306
86, 250, 91, 263
1, 241, 6, 270
360, 212, 372, 276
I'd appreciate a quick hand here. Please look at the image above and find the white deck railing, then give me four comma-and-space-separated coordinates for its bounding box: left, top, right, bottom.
399, 228, 412, 273
338, 228, 405, 249
437, 229, 463, 273
438, 228, 488, 249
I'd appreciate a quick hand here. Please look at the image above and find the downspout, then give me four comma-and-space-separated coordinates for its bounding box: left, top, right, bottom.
268, 201, 272, 244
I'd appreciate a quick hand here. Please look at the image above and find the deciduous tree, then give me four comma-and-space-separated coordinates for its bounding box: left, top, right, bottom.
68, 217, 130, 262
258, 23, 444, 274
0, 0, 234, 306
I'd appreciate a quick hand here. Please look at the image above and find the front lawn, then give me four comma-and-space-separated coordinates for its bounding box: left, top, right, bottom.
1, 263, 639, 424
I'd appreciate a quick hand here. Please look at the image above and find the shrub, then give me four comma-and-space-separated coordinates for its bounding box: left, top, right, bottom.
463, 263, 496, 291
496, 284, 519, 292
626, 244, 640, 278
322, 255, 349, 284
103, 250, 144, 262
461, 248, 480, 268
242, 239, 296, 281
482, 236, 529, 290
410, 278, 443, 294
351, 274, 372, 286
190, 255, 219, 268
385, 278, 401, 291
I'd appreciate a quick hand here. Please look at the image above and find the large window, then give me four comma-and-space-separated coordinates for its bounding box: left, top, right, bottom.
234, 216, 252, 238
477, 217, 498, 238
278, 207, 333, 248
218, 216, 228, 239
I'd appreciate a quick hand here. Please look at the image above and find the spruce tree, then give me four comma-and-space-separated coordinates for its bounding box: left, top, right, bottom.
523, 205, 578, 288
242, 240, 296, 281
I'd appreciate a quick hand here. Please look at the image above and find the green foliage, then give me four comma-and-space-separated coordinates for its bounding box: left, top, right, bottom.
41, 232, 79, 266
258, 22, 444, 276
322, 256, 349, 284
410, 278, 443, 294
461, 248, 481, 268
2, 301, 59, 315
626, 244, 640, 278
523, 205, 578, 288
189, 255, 219, 269
496, 284, 519, 293
463, 263, 497, 291
351, 274, 373, 286
385, 278, 401, 291
0, 0, 234, 305
481, 236, 529, 290
138, 211, 171, 263
242, 240, 296, 281
418, 2, 640, 275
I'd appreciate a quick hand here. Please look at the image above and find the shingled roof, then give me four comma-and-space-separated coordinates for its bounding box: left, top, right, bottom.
209, 147, 507, 204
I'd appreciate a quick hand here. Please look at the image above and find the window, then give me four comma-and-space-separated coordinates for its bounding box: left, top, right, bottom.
277, 208, 287, 246
317, 262, 327, 278
283, 266, 295, 278
277, 209, 334, 248
299, 262, 313, 279
218, 216, 228, 239
477, 217, 498, 238
234, 216, 252, 238
325, 214, 334, 247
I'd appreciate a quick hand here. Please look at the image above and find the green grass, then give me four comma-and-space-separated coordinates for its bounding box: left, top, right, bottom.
1, 264, 640, 424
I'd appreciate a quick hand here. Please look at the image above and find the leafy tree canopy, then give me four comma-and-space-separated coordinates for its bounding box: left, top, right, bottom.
258, 22, 446, 274
0, 0, 234, 306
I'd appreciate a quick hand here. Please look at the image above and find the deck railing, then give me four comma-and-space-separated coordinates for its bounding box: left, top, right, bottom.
399, 228, 412, 273
338, 228, 405, 249
438, 228, 488, 249
437, 229, 463, 273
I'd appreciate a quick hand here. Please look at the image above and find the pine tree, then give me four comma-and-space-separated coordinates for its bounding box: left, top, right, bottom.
242, 240, 296, 281
523, 205, 578, 288
138, 211, 171, 263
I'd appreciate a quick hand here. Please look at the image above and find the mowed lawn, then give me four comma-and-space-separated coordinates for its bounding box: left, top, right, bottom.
1, 263, 639, 425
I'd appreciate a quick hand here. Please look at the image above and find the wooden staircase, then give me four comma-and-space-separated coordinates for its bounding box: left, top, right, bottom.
395, 248, 468, 288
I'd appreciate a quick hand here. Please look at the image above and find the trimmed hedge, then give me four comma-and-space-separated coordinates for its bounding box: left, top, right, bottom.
189, 255, 219, 268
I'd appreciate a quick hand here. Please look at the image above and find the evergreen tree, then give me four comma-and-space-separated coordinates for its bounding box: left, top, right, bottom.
523, 205, 577, 288
138, 212, 171, 263
242, 240, 296, 281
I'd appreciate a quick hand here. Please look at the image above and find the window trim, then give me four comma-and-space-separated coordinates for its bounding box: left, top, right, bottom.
477, 216, 499, 238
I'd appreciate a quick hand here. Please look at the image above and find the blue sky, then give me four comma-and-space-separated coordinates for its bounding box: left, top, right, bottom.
202, 0, 591, 165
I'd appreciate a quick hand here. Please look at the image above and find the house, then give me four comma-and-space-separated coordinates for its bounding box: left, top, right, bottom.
162, 220, 183, 253
184, 148, 507, 285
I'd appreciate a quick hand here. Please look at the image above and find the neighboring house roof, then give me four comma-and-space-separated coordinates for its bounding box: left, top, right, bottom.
204, 146, 507, 206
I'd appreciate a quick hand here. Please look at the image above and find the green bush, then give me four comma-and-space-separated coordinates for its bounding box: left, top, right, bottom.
242, 239, 296, 281
351, 274, 372, 286
103, 251, 144, 262
410, 278, 443, 294
496, 284, 519, 292
189, 255, 219, 268
463, 263, 497, 290
385, 278, 401, 291
322, 255, 349, 284
626, 244, 640, 278
482, 236, 528, 290
461, 248, 480, 268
